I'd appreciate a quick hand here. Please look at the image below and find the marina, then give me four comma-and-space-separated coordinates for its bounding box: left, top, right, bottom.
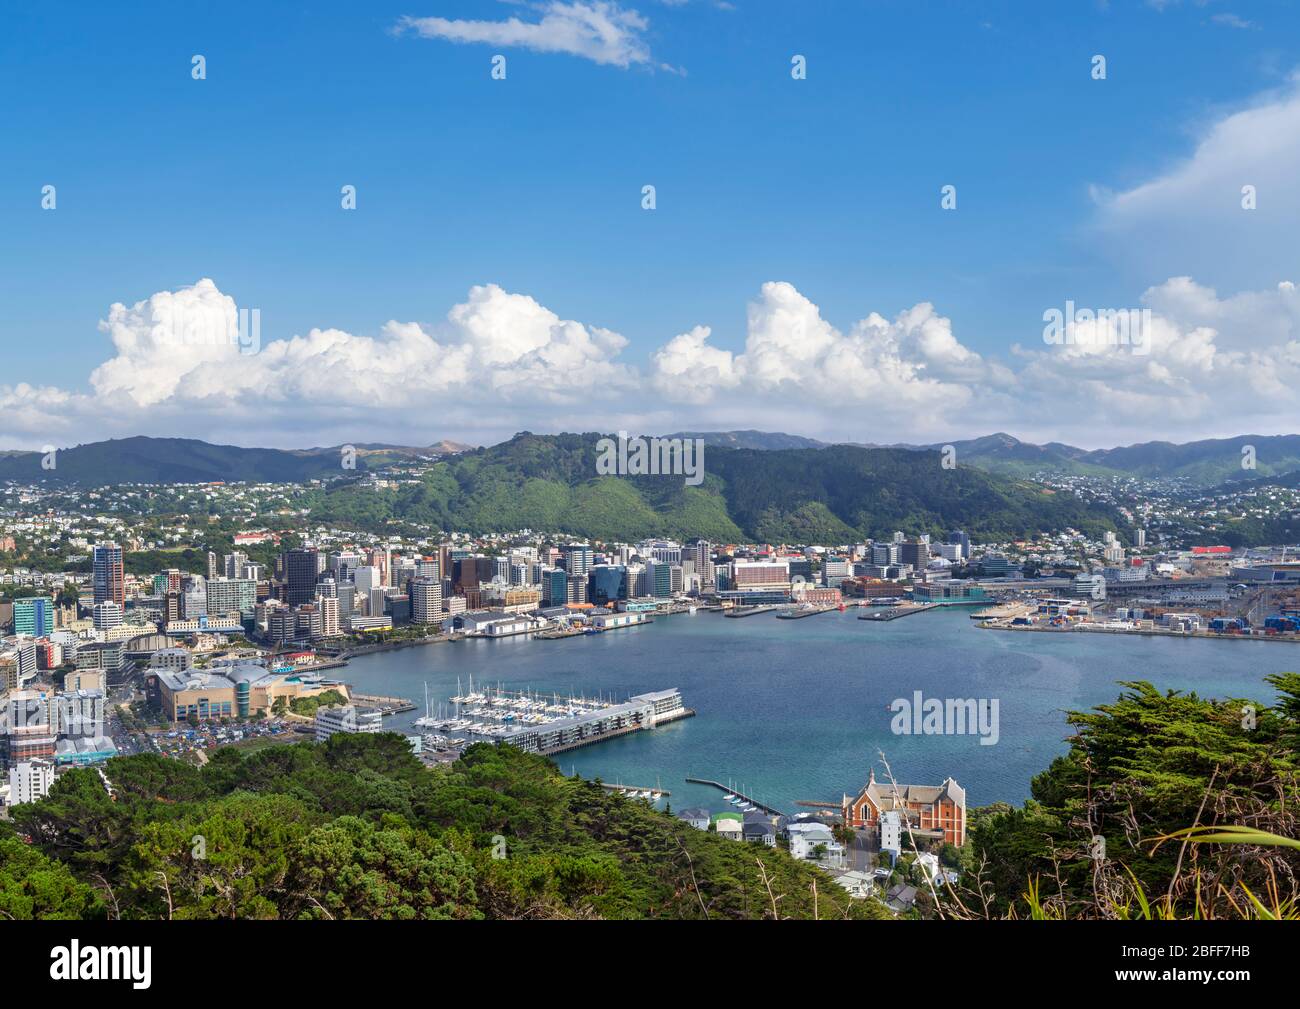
409, 676, 692, 758
685, 777, 784, 817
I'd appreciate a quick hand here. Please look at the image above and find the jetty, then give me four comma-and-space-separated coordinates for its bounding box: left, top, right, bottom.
858, 603, 940, 621
724, 605, 779, 618
349, 692, 416, 715
685, 776, 783, 816
536, 626, 584, 640
775, 605, 838, 620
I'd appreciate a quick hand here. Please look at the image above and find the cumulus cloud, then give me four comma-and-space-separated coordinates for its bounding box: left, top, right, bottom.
1091, 73, 1300, 288
1013, 277, 1300, 439
3, 276, 1300, 452
649, 282, 1010, 424
1, 279, 640, 450
396, 2, 657, 69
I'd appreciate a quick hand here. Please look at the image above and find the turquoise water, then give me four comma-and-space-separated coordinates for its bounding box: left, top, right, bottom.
338, 608, 1294, 815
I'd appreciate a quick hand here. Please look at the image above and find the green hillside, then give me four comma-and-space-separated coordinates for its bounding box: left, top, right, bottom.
305, 432, 1126, 542
0, 437, 365, 484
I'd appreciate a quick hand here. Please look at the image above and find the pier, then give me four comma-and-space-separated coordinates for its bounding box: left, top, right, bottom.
858, 603, 940, 621
685, 777, 784, 816
536, 626, 584, 640
724, 605, 780, 618
532, 708, 695, 755
349, 692, 417, 715
775, 605, 838, 620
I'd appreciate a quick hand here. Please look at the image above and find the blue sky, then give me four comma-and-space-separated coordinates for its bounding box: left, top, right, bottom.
2, 0, 1299, 450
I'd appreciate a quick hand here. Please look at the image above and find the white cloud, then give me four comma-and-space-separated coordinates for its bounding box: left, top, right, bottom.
650, 325, 739, 403
1091, 73, 1300, 288
4, 276, 1300, 451
1, 279, 638, 449
396, 2, 656, 69
649, 282, 1008, 424
1013, 277, 1300, 440
1210, 13, 1253, 29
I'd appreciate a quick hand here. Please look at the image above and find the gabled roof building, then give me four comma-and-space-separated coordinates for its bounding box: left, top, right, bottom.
842, 769, 966, 846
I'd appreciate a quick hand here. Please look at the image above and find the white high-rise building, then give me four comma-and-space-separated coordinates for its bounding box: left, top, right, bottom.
315, 705, 382, 742
354, 565, 381, 595
8, 759, 55, 806
411, 577, 443, 625
92, 600, 123, 631
319, 595, 340, 637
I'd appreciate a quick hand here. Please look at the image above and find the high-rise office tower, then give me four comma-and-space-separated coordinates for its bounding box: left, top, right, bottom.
282, 548, 319, 607
13, 597, 54, 637
367, 548, 390, 587
562, 543, 593, 578
411, 577, 443, 624
92, 543, 125, 606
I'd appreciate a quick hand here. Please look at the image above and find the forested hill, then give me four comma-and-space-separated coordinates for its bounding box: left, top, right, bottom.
1, 738, 887, 920
304, 431, 1127, 542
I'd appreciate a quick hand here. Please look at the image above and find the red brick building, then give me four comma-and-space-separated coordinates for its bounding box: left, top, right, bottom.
842, 769, 967, 846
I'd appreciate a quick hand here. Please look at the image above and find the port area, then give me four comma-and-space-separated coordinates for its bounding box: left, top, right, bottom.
976, 598, 1300, 643
858, 602, 941, 621
978, 618, 1300, 642
969, 601, 1037, 621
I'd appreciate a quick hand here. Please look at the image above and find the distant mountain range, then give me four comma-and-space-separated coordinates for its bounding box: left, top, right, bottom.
671, 430, 1300, 486
666, 430, 830, 452
3, 430, 1298, 495
0, 437, 471, 485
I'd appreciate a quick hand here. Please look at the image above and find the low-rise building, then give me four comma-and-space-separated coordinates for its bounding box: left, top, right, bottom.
149, 663, 345, 721
7, 758, 55, 805
315, 704, 382, 742
787, 821, 844, 864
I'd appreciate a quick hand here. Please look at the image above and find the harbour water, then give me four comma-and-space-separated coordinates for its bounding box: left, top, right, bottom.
339, 608, 1291, 815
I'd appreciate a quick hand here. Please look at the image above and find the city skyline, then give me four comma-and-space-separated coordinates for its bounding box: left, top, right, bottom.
3, 1, 1300, 451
